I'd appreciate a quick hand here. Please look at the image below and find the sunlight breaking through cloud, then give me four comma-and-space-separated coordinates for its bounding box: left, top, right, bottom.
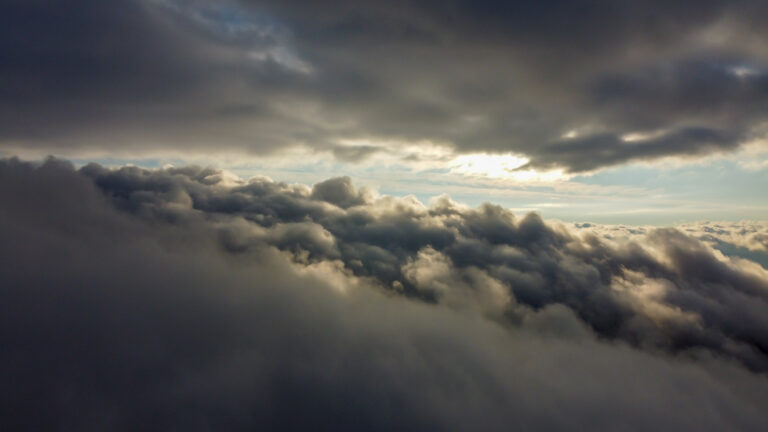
449, 153, 568, 182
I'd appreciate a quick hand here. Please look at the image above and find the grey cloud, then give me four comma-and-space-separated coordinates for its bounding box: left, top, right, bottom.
589, 56, 768, 131
331, 145, 383, 162
529, 127, 742, 172
5, 1, 768, 170
0, 0, 318, 152
310, 176, 370, 208
5, 157, 768, 430
43, 160, 768, 372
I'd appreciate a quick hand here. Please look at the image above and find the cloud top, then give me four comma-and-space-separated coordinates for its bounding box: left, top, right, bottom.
2, 158, 768, 430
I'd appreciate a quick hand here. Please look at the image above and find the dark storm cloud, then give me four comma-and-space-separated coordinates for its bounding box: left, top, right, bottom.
0, 0, 319, 151
4, 0, 768, 169
528, 127, 743, 172
3, 158, 768, 430
591, 57, 768, 127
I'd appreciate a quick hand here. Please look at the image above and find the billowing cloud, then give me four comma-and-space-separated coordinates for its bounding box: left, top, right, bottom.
5, 1, 768, 171
2, 158, 768, 430
68, 160, 768, 370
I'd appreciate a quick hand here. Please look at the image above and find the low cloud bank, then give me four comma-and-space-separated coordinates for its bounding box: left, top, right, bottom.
2, 158, 767, 431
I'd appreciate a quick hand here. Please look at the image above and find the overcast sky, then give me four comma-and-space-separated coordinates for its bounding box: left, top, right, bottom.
4, 2, 768, 430
3, 0, 768, 222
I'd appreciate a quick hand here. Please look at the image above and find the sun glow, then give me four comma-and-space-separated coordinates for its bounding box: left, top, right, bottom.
449, 153, 567, 182
451, 153, 528, 176
621, 129, 669, 142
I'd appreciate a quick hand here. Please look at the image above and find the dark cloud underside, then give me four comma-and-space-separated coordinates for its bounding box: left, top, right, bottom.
4, 1, 768, 170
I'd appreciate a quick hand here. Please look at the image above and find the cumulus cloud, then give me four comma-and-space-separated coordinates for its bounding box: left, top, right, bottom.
2, 158, 768, 430
69, 160, 768, 369
681, 220, 768, 252
5, 1, 768, 171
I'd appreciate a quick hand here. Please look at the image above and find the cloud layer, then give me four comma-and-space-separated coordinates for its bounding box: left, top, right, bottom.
4, 1, 768, 171
2, 158, 768, 430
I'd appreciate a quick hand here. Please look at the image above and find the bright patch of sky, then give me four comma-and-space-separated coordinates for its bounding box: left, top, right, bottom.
10, 136, 766, 226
